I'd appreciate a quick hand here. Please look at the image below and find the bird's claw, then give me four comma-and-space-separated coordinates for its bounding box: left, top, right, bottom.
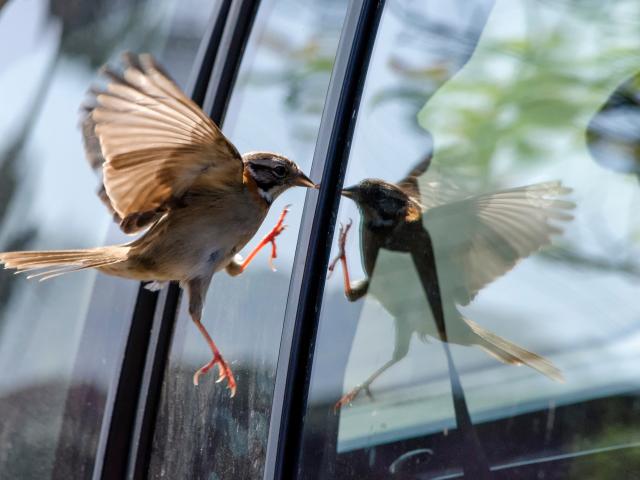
238, 206, 291, 273
328, 219, 352, 278
334, 381, 370, 413
265, 205, 290, 271
193, 352, 237, 397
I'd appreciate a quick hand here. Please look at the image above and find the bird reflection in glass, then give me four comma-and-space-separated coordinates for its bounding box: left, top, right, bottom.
330, 155, 574, 408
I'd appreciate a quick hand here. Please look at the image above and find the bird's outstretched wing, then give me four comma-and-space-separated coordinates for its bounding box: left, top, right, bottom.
397, 153, 469, 210
422, 181, 575, 305
80, 53, 243, 232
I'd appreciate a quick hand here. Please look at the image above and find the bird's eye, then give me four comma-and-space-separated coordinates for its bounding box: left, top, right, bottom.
273, 166, 287, 177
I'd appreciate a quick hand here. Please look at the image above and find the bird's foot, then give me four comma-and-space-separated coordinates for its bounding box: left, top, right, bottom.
240, 205, 290, 272
193, 351, 237, 397
334, 382, 372, 412
328, 219, 352, 277
264, 205, 290, 271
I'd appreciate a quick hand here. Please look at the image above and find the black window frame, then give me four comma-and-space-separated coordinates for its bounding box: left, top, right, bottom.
262, 1, 386, 479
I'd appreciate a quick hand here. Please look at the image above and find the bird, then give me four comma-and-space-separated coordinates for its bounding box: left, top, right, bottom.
329, 154, 574, 408
0, 53, 317, 397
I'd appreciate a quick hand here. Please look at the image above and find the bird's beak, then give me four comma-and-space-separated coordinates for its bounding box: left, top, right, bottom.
292, 171, 318, 189
341, 185, 358, 199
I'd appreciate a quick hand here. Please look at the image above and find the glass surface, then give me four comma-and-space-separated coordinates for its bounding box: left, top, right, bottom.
0, 0, 215, 478
148, 1, 347, 479
300, 0, 640, 478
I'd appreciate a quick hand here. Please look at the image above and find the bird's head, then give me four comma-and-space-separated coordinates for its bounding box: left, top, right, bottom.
243, 151, 317, 204
342, 179, 416, 227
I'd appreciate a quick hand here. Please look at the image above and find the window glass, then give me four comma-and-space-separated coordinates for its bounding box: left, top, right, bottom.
0, 0, 216, 478
300, 0, 640, 477
148, 1, 347, 479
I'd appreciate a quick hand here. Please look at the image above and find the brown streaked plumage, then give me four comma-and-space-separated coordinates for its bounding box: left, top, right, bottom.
330, 155, 573, 408
0, 53, 317, 396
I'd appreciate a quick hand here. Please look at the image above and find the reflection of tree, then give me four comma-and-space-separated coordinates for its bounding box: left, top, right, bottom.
149, 267, 297, 479
149, 362, 274, 479
419, 1, 636, 181
417, 0, 640, 180
363, 0, 640, 190
243, 1, 347, 142
568, 411, 640, 478
50, 0, 153, 67
370, 0, 494, 131
373, 0, 640, 275
0, 380, 106, 479
587, 71, 640, 181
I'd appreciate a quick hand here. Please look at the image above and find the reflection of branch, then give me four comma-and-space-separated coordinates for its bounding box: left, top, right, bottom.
540, 246, 640, 277
1, 380, 106, 479
245, 27, 339, 131
388, 0, 490, 60
50, 0, 150, 67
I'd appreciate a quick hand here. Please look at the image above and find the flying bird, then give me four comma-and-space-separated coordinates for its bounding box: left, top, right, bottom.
0, 53, 316, 397
330, 155, 573, 408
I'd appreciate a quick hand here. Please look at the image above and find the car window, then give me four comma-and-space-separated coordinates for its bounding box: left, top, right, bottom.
147, 1, 348, 479
0, 0, 218, 478
298, 0, 640, 477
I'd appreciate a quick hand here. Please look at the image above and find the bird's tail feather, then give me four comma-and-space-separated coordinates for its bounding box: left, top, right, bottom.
464, 317, 564, 382
0, 246, 127, 281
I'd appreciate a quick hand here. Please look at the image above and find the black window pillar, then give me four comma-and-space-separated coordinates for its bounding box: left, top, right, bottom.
122, 2, 261, 478
263, 1, 386, 479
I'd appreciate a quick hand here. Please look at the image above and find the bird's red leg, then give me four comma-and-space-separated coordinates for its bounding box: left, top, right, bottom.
188, 278, 236, 396
329, 220, 398, 411
334, 357, 400, 412
192, 321, 237, 397
239, 205, 290, 272
328, 219, 353, 297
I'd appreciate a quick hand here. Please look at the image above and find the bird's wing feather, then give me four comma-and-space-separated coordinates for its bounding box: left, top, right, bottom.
84, 53, 243, 222
423, 181, 574, 305
397, 151, 477, 209
415, 166, 470, 210
80, 89, 122, 224
396, 153, 432, 201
